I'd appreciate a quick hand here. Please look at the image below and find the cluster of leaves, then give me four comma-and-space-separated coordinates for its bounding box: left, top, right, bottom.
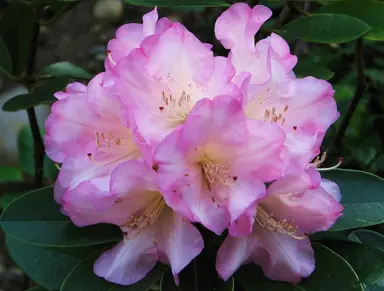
1, 0, 384, 290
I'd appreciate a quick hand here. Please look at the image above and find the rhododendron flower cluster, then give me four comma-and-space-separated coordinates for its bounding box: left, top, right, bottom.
45, 3, 343, 286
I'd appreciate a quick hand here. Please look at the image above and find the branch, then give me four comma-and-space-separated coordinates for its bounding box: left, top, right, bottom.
26, 20, 44, 189
331, 38, 365, 150
273, 4, 292, 29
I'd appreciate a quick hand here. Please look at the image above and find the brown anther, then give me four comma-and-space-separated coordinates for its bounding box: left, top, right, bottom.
152, 164, 159, 172
284, 105, 289, 112
184, 173, 189, 177
87, 153, 92, 161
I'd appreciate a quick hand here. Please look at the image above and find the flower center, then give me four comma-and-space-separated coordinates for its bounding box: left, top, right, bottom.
255, 206, 306, 240
200, 157, 231, 190
262, 106, 288, 126
122, 195, 166, 239
159, 91, 191, 127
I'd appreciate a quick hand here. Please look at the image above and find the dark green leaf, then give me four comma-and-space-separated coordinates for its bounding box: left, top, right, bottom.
349, 230, 384, 251
0, 192, 24, 210
365, 282, 384, 291
6, 235, 78, 291
123, 0, 228, 7
325, 240, 384, 284
26, 287, 49, 291
0, 2, 37, 77
294, 59, 334, 80
55, 243, 115, 260
42, 62, 92, 79
61, 252, 167, 291
17, 125, 58, 180
282, 14, 370, 43
317, 0, 384, 40
0, 187, 122, 247
0, 37, 12, 74
236, 243, 363, 291
2, 77, 70, 111
321, 169, 384, 230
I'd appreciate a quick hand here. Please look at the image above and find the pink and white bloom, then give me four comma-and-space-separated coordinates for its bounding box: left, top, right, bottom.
215, 3, 339, 174
88, 160, 203, 285
216, 168, 343, 283
153, 95, 286, 235
45, 72, 141, 205
114, 11, 240, 154
105, 8, 172, 72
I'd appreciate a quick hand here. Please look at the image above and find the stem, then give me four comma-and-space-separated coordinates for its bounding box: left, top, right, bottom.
193, 259, 198, 291
26, 19, 44, 189
331, 38, 365, 150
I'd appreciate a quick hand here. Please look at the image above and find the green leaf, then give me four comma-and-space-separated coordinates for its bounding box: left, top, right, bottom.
282, 14, 370, 43
61, 252, 167, 291
294, 59, 334, 80
42, 62, 92, 79
17, 125, 58, 180
349, 230, 384, 251
0, 192, 24, 210
0, 2, 37, 78
325, 240, 384, 284
6, 235, 78, 291
236, 243, 363, 291
123, 0, 228, 7
321, 169, 384, 230
365, 283, 384, 291
26, 287, 49, 291
160, 270, 234, 291
2, 77, 70, 111
0, 166, 22, 182
0, 37, 12, 74
317, 0, 384, 40
0, 187, 122, 247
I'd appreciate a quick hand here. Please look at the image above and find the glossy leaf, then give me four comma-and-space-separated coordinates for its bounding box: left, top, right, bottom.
0, 187, 122, 247
61, 252, 167, 291
294, 59, 334, 80
0, 192, 23, 210
321, 169, 384, 230
42, 62, 92, 79
123, 0, 228, 6
365, 284, 384, 291
2, 77, 69, 111
236, 243, 363, 291
349, 230, 384, 251
6, 235, 78, 291
325, 240, 384, 284
282, 14, 370, 43
317, 0, 384, 40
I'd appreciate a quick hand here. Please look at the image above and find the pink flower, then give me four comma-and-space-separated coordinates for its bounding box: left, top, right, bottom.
153, 95, 286, 235
45, 72, 141, 205
215, 3, 339, 174
113, 12, 240, 154
85, 160, 203, 285
105, 8, 171, 72
216, 168, 343, 283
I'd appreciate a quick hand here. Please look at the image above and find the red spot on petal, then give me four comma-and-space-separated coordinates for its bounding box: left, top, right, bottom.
233, 176, 238, 181
293, 126, 298, 131
152, 164, 159, 172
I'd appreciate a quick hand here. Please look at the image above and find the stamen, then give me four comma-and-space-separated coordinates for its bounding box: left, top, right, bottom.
55, 163, 61, 170
318, 158, 343, 171
200, 158, 231, 186
122, 196, 166, 238
308, 152, 327, 168
256, 207, 306, 240
106, 50, 116, 66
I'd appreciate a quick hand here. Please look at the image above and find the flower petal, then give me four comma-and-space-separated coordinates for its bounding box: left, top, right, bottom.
156, 208, 204, 278
94, 228, 158, 285
250, 224, 315, 283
